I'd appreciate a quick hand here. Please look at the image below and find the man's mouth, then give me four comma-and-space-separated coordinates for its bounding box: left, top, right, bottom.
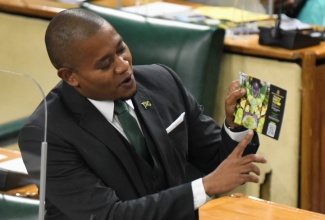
122, 75, 131, 84
119, 74, 134, 87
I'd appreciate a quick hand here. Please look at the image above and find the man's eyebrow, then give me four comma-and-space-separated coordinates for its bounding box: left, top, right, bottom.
94, 38, 124, 67
95, 54, 110, 67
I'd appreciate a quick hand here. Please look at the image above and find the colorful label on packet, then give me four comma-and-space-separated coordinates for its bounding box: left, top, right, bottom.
233, 72, 287, 140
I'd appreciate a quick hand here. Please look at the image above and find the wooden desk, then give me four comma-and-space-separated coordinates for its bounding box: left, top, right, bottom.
0, 0, 153, 18
2, 184, 39, 198
0, 147, 21, 163
0, 148, 39, 198
200, 195, 325, 220
224, 35, 325, 60
0, 0, 72, 18
0, 0, 201, 19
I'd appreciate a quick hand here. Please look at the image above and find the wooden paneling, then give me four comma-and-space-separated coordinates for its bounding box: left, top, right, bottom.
300, 54, 325, 213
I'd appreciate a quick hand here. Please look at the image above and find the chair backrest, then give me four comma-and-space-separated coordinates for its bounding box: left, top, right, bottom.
0, 193, 39, 220
81, 2, 225, 116
0, 118, 26, 141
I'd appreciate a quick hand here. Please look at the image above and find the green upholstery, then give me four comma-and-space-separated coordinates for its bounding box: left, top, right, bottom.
0, 117, 27, 141
0, 194, 39, 220
81, 3, 225, 117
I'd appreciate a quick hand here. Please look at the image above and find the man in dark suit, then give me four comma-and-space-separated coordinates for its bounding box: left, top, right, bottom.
18, 8, 266, 220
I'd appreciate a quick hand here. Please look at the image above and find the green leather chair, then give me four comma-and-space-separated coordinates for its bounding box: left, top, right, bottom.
81, 2, 225, 117
0, 194, 39, 220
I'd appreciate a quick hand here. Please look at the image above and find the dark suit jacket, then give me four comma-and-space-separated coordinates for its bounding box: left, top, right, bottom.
18, 64, 259, 220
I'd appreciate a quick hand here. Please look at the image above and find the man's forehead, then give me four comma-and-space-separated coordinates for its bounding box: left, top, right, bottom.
101, 21, 117, 33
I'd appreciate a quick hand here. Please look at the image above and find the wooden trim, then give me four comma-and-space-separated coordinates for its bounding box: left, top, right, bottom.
224, 35, 300, 60
300, 52, 319, 212
315, 64, 325, 213
0, 0, 71, 19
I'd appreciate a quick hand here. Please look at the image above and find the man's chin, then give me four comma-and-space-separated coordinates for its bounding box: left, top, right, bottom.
120, 89, 137, 101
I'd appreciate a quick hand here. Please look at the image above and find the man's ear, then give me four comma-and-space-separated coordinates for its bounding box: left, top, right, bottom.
57, 68, 79, 87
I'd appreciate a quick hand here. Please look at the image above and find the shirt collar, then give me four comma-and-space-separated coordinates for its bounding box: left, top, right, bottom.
88, 99, 134, 123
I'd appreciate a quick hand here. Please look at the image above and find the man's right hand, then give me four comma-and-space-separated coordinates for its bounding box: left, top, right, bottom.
202, 130, 267, 197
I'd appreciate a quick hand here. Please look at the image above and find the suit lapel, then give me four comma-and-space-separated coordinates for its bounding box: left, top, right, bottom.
61, 82, 147, 195
133, 84, 180, 187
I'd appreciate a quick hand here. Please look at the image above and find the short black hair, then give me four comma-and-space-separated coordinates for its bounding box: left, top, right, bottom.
45, 8, 106, 70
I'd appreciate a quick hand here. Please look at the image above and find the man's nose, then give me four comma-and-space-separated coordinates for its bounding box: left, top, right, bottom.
115, 56, 129, 74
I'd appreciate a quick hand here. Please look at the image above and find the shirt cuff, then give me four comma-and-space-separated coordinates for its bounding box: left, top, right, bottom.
191, 178, 211, 210
224, 121, 249, 142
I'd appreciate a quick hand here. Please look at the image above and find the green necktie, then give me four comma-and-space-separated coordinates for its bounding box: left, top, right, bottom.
114, 100, 150, 162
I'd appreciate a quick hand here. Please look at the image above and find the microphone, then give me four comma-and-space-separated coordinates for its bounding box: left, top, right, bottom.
0, 69, 48, 220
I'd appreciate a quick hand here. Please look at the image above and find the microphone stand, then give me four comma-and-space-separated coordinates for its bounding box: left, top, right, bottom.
0, 69, 48, 220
